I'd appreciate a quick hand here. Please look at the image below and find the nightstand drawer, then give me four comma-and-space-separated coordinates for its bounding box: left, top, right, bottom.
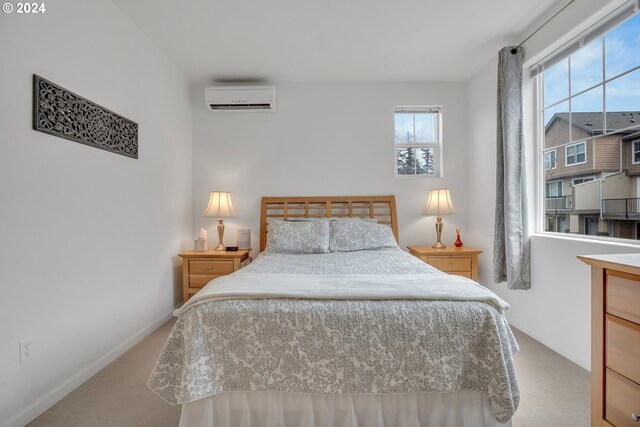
429, 256, 471, 272
189, 274, 224, 288
179, 249, 252, 303
450, 271, 472, 279
606, 272, 640, 324
189, 259, 234, 276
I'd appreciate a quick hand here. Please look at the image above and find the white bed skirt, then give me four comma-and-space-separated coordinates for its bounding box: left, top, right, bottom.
179, 391, 512, 427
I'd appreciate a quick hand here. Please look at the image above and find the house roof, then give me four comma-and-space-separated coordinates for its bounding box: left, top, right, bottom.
546, 112, 640, 135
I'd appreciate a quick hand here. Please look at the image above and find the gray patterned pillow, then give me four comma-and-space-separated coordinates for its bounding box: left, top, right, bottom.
330, 217, 378, 223
329, 220, 398, 252
265, 220, 330, 254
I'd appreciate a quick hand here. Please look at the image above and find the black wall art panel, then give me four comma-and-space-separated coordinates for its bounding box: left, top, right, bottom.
33, 75, 138, 159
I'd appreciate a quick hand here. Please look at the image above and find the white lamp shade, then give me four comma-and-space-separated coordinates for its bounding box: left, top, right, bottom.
422, 189, 457, 216
203, 191, 236, 218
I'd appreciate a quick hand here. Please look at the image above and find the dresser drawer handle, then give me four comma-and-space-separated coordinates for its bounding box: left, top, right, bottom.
448, 263, 453, 267
207, 266, 213, 270
632, 413, 640, 422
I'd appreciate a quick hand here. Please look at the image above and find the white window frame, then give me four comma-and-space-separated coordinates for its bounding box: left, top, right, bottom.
533, 1, 640, 245
565, 142, 586, 166
633, 140, 640, 165
544, 149, 557, 170
545, 180, 563, 197
572, 175, 596, 186
393, 106, 442, 178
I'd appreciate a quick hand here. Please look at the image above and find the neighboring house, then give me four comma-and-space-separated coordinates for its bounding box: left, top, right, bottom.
544, 111, 640, 239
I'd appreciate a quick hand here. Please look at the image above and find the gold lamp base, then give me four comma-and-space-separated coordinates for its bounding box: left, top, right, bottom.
215, 218, 226, 251
432, 216, 446, 249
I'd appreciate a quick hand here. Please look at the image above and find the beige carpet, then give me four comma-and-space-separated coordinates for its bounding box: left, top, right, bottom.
28, 321, 589, 427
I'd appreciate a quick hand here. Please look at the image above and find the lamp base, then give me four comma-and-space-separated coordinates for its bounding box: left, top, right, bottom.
215, 218, 226, 251
432, 216, 446, 249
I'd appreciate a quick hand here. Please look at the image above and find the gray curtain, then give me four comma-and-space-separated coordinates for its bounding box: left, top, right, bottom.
493, 46, 530, 290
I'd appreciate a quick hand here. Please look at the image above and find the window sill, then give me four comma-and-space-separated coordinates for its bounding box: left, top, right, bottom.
533, 231, 640, 248
393, 174, 441, 179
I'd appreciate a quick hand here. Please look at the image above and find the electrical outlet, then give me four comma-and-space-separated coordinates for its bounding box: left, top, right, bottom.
20, 338, 33, 364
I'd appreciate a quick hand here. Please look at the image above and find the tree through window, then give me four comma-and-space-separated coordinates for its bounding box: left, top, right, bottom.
394, 107, 441, 177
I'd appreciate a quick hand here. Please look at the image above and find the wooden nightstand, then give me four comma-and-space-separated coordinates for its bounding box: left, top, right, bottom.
407, 246, 482, 281
178, 249, 251, 303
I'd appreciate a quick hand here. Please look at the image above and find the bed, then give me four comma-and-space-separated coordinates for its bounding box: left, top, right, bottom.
149, 196, 519, 427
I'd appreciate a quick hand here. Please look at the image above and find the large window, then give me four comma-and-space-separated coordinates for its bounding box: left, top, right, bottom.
535, 5, 640, 241
394, 107, 441, 177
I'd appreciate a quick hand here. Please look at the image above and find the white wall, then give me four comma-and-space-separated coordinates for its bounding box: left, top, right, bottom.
192, 83, 468, 254
0, 0, 192, 425
466, 0, 634, 371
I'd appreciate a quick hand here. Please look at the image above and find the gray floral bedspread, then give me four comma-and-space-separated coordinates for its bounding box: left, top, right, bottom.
148, 249, 519, 423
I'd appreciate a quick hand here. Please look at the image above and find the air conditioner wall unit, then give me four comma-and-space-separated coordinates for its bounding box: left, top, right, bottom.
205, 85, 276, 112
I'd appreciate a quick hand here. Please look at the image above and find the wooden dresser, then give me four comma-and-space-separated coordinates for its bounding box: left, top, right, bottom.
407, 246, 481, 281
578, 254, 640, 427
178, 249, 251, 303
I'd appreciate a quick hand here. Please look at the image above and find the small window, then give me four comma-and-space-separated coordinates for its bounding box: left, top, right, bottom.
572, 176, 595, 186
545, 180, 563, 197
544, 150, 557, 170
394, 107, 441, 177
633, 141, 640, 164
565, 142, 586, 166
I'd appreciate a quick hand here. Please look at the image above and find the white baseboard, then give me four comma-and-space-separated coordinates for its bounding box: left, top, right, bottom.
3, 309, 176, 427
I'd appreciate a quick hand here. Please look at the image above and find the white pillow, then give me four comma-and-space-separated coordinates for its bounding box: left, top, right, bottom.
265, 220, 330, 254
329, 221, 398, 252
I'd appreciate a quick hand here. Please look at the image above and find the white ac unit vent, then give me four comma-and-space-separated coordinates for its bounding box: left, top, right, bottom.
205, 85, 276, 112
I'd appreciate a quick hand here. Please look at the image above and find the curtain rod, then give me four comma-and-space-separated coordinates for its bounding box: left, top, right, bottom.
510, 0, 576, 54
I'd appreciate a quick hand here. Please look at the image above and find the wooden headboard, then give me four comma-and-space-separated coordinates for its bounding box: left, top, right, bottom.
260, 195, 398, 252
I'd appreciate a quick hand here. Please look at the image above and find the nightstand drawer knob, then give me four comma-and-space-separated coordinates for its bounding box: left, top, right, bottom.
632, 413, 640, 422
207, 266, 213, 270
448, 263, 453, 267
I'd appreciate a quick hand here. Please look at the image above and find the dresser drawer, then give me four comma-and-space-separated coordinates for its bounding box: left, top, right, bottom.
189, 259, 234, 276
428, 256, 471, 273
605, 368, 640, 427
607, 272, 640, 324
606, 314, 640, 384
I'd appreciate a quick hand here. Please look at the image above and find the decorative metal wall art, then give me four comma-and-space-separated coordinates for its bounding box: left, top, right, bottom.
32, 75, 138, 159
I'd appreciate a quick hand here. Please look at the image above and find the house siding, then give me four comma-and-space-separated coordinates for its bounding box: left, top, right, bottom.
594, 135, 622, 171
545, 120, 623, 179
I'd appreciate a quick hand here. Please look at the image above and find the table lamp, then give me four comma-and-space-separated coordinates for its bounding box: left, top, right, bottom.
203, 191, 236, 251
422, 189, 457, 249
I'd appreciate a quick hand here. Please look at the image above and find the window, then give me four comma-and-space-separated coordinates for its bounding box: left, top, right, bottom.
565, 142, 586, 165
394, 107, 441, 177
545, 180, 563, 197
544, 150, 556, 169
535, 5, 640, 240
572, 176, 595, 186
